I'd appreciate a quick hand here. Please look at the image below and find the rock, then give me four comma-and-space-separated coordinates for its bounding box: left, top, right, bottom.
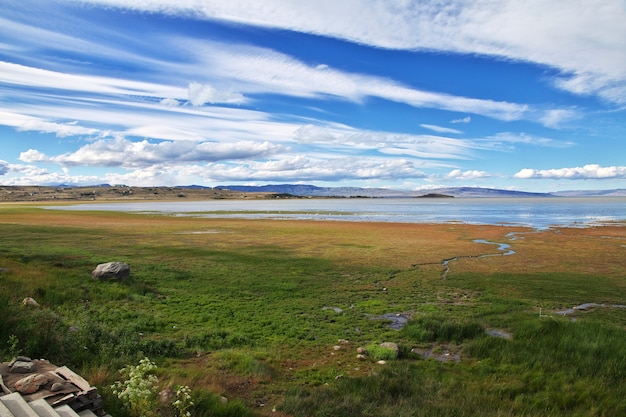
158, 388, 174, 404
15, 373, 49, 394
379, 342, 399, 355
22, 297, 39, 307
219, 396, 228, 404
333, 345, 342, 351
356, 354, 367, 360
51, 382, 66, 392
356, 347, 367, 354
91, 262, 130, 281
377, 360, 387, 365
10, 360, 35, 373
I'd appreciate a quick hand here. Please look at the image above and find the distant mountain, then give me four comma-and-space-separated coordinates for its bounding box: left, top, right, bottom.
424, 187, 552, 198
216, 184, 413, 197
216, 184, 554, 198
552, 189, 626, 197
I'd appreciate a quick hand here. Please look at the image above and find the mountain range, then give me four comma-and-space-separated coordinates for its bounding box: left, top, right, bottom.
214, 184, 626, 198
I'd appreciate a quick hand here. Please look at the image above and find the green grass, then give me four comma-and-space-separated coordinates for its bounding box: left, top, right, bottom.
0, 208, 624, 416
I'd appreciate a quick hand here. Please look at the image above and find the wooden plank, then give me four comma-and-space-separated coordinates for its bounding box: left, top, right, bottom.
0, 374, 11, 395
52, 368, 91, 393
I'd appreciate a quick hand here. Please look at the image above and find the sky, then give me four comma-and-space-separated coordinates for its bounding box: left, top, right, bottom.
1, 0, 625, 192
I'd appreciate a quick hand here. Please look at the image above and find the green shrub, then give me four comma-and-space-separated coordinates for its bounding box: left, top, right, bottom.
182, 330, 253, 351
365, 343, 398, 361
403, 315, 484, 343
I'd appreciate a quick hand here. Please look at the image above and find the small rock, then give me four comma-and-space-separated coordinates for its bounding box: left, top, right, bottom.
159, 388, 174, 404
335, 374, 344, 380
356, 347, 367, 354
356, 354, 367, 360
10, 360, 35, 373
219, 396, 228, 404
322, 306, 343, 314
22, 297, 39, 307
51, 382, 65, 392
377, 360, 387, 365
379, 342, 399, 354
15, 373, 48, 394
338, 339, 349, 344
333, 345, 341, 351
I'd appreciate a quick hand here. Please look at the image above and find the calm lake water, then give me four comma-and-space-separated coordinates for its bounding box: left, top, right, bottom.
48, 197, 626, 229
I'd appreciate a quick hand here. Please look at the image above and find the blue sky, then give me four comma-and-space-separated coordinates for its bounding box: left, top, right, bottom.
1, 0, 625, 192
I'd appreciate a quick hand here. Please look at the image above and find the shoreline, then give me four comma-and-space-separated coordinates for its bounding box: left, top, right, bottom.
0, 185, 278, 203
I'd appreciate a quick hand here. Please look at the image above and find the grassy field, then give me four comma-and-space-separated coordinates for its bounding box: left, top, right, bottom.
0, 205, 624, 416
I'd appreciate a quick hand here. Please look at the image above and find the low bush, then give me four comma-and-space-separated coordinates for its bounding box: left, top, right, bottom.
403, 315, 484, 343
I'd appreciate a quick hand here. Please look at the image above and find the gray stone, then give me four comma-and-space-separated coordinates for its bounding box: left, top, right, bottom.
10, 360, 35, 373
22, 297, 40, 307
91, 262, 130, 281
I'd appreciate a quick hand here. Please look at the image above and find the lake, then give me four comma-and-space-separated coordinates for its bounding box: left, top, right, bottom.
46, 197, 626, 229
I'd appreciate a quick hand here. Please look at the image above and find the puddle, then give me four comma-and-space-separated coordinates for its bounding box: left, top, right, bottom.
368, 313, 410, 330
485, 328, 513, 340
411, 345, 461, 363
555, 303, 626, 315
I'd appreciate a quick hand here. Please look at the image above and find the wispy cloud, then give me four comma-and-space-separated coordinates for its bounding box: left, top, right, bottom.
76, 0, 626, 105
420, 124, 462, 134
451, 116, 471, 124
481, 132, 575, 149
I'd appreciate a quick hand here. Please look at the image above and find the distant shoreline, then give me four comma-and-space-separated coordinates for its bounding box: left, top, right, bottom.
0, 185, 276, 203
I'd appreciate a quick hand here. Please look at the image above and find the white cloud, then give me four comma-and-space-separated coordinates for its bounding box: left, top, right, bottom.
446, 169, 490, 180
201, 157, 427, 182
420, 124, 462, 134
482, 132, 575, 149
19, 149, 50, 163
32, 137, 284, 169
0, 161, 9, 175
77, 0, 626, 104
160, 98, 180, 106
293, 125, 476, 161
0, 110, 104, 138
514, 164, 626, 179
172, 40, 530, 121
451, 116, 471, 124
187, 82, 246, 106
0, 61, 184, 99
537, 109, 580, 129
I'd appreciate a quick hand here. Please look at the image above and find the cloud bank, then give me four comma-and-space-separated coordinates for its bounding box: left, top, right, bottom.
514, 164, 626, 180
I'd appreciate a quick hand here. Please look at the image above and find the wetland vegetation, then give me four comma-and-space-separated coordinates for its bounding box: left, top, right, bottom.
0, 205, 624, 416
